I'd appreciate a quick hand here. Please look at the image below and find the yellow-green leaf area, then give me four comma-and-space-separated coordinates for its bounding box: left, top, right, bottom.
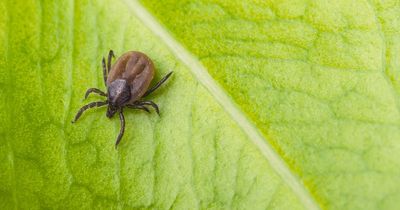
141, 0, 400, 209
0, 0, 307, 209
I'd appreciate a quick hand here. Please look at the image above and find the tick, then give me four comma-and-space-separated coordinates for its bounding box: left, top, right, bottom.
72, 50, 173, 148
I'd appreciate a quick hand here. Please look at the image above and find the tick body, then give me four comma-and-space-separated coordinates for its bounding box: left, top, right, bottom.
72, 50, 173, 147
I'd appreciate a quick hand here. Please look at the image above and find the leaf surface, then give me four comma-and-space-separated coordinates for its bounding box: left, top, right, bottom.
1, 0, 400, 210
138, 0, 400, 209
0, 0, 306, 209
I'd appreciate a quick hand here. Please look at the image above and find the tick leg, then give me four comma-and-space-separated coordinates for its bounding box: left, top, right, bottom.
137, 101, 159, 116
107, 50, 115, 74
102, 57, 107, 86
143, 71, 173, 97
84, 88, 107, 99
115, 109, 125, 148
126, 104, 150, 113
72, 101, 107, 123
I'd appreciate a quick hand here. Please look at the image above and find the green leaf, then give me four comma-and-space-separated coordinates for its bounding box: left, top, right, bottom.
1, 0, 399, 210
138, 0, 400, 209
0, 0, 307, 209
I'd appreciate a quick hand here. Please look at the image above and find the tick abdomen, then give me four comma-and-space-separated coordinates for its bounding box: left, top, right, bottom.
106, 51, 155, 103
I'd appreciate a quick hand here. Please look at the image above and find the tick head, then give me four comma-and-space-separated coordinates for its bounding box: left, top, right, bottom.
106, 104, 118, 118
108, 79, 131, 107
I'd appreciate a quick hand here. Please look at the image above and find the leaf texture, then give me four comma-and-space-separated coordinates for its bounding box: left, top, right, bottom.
0, 0, 311, 209
139, 0, 400, 209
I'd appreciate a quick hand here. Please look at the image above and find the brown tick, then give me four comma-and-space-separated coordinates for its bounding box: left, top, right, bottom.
72, 50, 173, 148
